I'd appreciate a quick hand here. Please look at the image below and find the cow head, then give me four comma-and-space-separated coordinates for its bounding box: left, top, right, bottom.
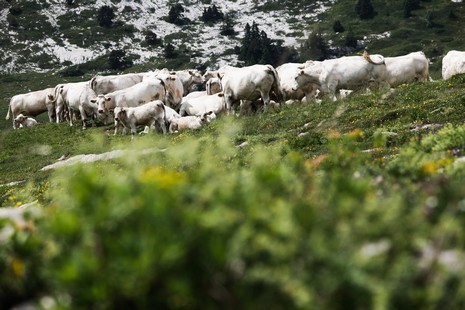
188, 69, 204, 84
201, 111, 216, 124
113, 107, 126, 122
14, 114, 27, 127
92, 95, 112, 114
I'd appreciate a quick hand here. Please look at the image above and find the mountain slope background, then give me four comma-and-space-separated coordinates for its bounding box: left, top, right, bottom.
1, 0, 464, 78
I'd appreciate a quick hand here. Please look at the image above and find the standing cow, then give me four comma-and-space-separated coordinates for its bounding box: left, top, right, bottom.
384, 51, 431, 87
219, 64, 283, 113
6, 88, 56, 128
277, 62, 319, 103
61, 83, 99, 129
90, 73, 144, 95
293, 52, 389, 101
93, 78, 166, 116
442, 50, 465, 80
113, 100, 166, 139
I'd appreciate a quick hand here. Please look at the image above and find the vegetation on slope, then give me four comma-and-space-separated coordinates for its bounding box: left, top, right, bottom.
1, 72, 465, 308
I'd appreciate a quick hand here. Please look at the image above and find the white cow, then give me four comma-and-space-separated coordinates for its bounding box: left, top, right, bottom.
6, 88, 56, 128
14, 114, 38, 128
206, 77, 222, 95
175, 69, 205, 96
51, 82, 89, 123
219, 64, 283, 113
93, 78, 166, 116
385, 51, 430, 87
277, 62, 319, 103
169, 111, 216, 133
179, 93, 226, 117
144, 104, 181, 134
90, 73, 144, 95
155, 72, 184, 110
442, 50, 465, 80
63, 84, 99, 129
293, 52, 389, 101
113, 100, 166, 139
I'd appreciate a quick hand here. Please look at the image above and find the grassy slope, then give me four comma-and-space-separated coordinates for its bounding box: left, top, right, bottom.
2, 0, 465, 202
2, 72, 465, 205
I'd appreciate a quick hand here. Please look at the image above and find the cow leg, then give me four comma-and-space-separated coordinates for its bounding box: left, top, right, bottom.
260, 90, 271, 112
130, 125, 137, 140
47, 106, 56, 123
114, 120, 119, 135
79, 106, 87, 130
156, 118, 167, 134
68, 108, 74, 127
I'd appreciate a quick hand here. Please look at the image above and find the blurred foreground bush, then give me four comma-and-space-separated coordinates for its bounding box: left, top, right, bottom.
2, 121, 465, 309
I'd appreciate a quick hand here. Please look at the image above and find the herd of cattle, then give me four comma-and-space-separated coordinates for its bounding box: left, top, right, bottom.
5, 49, 465, 138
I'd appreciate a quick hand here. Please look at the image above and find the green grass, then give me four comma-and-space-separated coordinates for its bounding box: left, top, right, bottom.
2, 72, 465, 202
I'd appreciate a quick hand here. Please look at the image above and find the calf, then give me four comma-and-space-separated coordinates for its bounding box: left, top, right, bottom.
114, 100, 166, 139
179, 93, 226, 117
14, 114, 38, 128
169, 111, 216, 133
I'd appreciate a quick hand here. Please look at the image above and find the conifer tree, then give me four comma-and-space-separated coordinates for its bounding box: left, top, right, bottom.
355, 0, 376, 20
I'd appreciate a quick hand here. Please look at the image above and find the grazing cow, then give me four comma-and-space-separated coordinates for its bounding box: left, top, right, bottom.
293, 52, 389, 101
169, 111, 216, 133
384, 51, 431, 87
113, 100, 166, 139
175, 69, 205, 96
14, 114, 38, 128
6, 88, 56, 128
219, 64, 283, 113
206, 77, 222, 95
179, 92, 226, 117
90, 73, 144, 95
93, 78, 166, 116
63, 84, 99, 129
277, 62, 319, 103
442, 50, 465, 80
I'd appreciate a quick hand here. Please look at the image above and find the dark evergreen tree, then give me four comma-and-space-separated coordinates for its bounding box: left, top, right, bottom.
168, 4, 189, 25
201, 4, 224, 23
344, 28, 359, 48
220, 13, 236, 36
108, 50, 133, 70
97, 5, 115, 28
333, 20, 345, 33
238, 22, 288, 66
299, 29, 328, 61
164, 43, 177, 59
355, 0, 376, 20
403, 0, 421, 18
145, 30, 161, 46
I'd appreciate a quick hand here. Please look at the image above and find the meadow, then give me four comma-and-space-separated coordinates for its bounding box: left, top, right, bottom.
2, 66, 465, 307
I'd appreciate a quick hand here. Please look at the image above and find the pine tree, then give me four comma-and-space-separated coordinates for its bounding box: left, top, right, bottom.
355, 0, 376, 20
299, 30, 328, 61
97, 5, 115, 28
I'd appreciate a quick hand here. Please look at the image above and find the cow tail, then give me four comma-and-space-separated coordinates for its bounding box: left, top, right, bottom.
267, 65, 283, 102
363, 50, 385, 65
5, 99, 11, 120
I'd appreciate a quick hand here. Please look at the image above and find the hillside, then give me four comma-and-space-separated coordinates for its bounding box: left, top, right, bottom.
3, 0, 465, 308
1, 0, 464, 77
